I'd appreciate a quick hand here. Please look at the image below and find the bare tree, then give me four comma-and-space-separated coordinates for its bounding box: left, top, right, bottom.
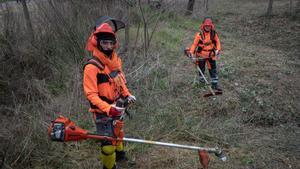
185, 0, 195, 15
204, 0, 209, 11
137, 0, 164, 57
138, 0, 148, 57
124, 23, 130, 52
266, 0, 274, 16
290, 0, 295, 17
20, 0, 34, 41
123, 6, 130, 54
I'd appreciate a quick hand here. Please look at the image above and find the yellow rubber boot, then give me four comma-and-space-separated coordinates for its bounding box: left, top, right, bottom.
100, 145, 116, 169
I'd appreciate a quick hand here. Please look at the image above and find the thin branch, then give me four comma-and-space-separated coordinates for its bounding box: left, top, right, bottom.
148, 9, 164, 47
138, 0, 148, 57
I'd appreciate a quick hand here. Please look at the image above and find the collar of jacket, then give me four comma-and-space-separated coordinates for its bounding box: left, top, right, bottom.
92, 48, 122, 71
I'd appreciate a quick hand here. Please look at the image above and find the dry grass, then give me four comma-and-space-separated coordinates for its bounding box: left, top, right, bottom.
0, 0, 299, 169
123, 0, 300, 168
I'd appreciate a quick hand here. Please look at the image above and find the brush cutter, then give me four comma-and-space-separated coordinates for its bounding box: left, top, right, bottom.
184, 48, 222, 98
48, 115, 226, 169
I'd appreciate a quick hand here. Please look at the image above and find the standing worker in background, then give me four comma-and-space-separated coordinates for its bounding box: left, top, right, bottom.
83, 20, 136, 169
187, 17, 222, 91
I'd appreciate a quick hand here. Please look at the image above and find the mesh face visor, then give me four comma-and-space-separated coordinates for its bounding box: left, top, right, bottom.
94, 16, 125, 32
100, 40, 117, 46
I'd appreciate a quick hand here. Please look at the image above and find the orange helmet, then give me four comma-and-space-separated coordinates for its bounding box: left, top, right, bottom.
86, 16, 125, 52
94, 23, 115, 36
86, 23, 117, 52
200, 18, 215, 30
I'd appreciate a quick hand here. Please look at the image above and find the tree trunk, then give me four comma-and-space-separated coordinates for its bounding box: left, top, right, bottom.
290, 0, 295, 17
185, 0, 195, 16
266, 0, 274, 16
138, 0, 148, 57
204, 0, 209, 11
124, 24, 129, 49
20, 0, 34, 41
124, 11, 130, 54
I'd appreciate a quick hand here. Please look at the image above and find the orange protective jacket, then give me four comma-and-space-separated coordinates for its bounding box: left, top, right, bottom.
189, 31, 221, 60
83, 49, 131, 115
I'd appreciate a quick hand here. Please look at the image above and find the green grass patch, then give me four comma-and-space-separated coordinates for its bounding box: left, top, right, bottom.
47, 81, 65, 95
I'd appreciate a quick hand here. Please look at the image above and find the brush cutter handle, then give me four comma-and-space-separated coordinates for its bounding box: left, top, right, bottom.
116, 97, 133, 120
196, 66, 209, 85
109, 106, 124, 117
184, 47, 191, 56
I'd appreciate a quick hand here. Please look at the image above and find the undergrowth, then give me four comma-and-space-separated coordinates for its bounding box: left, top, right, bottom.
0, 0, 299, 169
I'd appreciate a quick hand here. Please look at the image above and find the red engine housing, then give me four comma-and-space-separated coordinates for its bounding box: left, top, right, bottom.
48, 116, 89, 142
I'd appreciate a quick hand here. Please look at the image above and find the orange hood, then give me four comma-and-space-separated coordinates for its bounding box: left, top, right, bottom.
200, 18, 215, 31
85, 23, 116, 52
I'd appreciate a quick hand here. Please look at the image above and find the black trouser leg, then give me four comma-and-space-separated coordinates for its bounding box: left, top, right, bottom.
116, 150, 126, 162
198, 59, 206, 82
208, 59, 218, 89
95, 113, 117, 169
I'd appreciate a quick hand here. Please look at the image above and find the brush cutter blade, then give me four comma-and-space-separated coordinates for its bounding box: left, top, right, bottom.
203, 91, 222, 97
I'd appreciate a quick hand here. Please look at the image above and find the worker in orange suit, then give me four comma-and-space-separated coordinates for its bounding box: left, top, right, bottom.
83, 22, 136, 169
188, 17, 222, 91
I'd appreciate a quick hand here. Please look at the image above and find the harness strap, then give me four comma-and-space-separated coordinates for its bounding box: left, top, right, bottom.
202, 49, 214, 52
198, 30, 216, 47
83, 56, 105, 70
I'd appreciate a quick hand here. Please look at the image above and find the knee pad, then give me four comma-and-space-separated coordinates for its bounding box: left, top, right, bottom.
102, 145, 115, 155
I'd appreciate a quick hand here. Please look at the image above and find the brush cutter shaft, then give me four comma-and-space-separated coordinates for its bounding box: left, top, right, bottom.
194, 59, 216, 96
84, 134, 219, 153
196, 66, 209, 85
188, 56, 210, 85
86, 134, 114, 141
198, 67, 215, 95
123, 137, 218, 153
85, 134, 226, 161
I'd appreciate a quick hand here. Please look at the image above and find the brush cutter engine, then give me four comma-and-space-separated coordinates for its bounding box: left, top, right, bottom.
48, 116, 89, 142
48, 98, 131, 142
50, 122, 65, 141
115, 97, 132, 119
